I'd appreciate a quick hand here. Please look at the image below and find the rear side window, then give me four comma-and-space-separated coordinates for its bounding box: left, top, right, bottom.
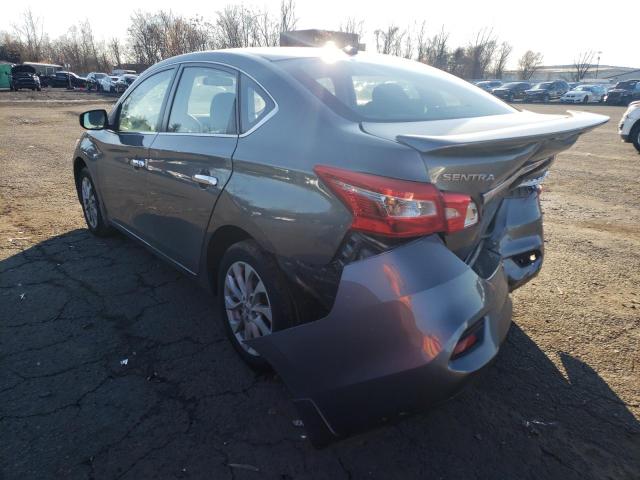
168, 66, 237, 134
118, 69, 173, 133
278, 55, 513, 123
240, 75, 275, 134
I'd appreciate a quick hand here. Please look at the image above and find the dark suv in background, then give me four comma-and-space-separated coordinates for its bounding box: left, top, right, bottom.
491, 82, 531, 102
48, 71, 89, 88
605, 80, 640, 105
11, 64, 41, 91
523, 80, 569, 102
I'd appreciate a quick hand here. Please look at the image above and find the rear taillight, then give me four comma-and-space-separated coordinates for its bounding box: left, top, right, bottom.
314, 165, 478, 238
452, 331, 479, 358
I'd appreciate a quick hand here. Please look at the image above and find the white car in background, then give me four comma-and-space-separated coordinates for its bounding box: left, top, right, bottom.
619, 101, 640, 152
560, 85, 605, 103
86, 72, 108, 90
96, 76, 120, 92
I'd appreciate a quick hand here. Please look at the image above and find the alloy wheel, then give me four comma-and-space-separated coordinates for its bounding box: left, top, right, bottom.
81, 177, 98, 229
223, 261, 273, 356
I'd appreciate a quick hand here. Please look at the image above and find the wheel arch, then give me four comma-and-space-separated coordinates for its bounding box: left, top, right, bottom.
205, 224, 253, 293
73, 157, 87, 190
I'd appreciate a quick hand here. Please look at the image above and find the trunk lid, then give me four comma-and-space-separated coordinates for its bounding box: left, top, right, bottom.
361, 110, 608, 258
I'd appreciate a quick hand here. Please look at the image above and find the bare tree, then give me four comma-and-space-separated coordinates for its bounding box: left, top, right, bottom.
0, 31, 24, 63
518, 50, 544, 80
573, 50, 595, 81
13, 8, 46, 61
109, 38, 123, 67
374, 25, 405, 56
448, 46, 467, 77
492, 41, 513, 79
338, 17, 365, 37
424, 26, 450, 70
415, 21, 428, 63
279, 0, 298, 33
215, 5, 261, 48
466, 28, 497, 79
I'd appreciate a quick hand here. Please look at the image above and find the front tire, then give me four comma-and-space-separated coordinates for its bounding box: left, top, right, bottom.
77, 168, 112, 236
217, 240, 296, 370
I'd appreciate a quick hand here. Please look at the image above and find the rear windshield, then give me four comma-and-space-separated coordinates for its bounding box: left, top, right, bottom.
278, 55, 514, 122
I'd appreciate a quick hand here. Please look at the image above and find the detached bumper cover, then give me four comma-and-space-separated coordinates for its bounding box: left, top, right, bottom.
248, 236, 512, 444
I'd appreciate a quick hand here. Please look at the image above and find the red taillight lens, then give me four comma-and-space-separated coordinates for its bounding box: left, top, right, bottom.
314, 165, 478, 238
452, 332, 479, 358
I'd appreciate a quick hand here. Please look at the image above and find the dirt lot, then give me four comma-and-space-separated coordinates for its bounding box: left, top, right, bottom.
1, 90, 638, 479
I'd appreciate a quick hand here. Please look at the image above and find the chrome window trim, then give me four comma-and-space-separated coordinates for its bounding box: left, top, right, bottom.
146, 59, 279, 138
155, 131, 238, 138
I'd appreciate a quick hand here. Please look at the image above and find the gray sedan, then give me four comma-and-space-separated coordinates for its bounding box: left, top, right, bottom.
73, 47, 607, 445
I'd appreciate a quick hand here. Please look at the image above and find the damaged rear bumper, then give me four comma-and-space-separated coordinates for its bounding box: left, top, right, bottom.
248, 235, 514, 445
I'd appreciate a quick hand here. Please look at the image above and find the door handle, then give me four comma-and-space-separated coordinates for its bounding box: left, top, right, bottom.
130, 158, 146, 169
193, 174, 218, 187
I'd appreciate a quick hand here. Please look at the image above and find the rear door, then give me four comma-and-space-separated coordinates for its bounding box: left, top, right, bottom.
96, 67, 175, 238
144, 64, 239, 274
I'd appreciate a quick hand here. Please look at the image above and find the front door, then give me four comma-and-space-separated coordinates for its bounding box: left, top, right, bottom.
145, 64, 239, 273
96, 68, 175, 239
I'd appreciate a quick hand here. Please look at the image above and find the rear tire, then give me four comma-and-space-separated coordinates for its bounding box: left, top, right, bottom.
77, 168, 113, 237
217, 240, 296, 370
631, 123, 640, 153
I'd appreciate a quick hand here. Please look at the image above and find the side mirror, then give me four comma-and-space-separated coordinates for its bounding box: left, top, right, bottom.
80, 109, 108, 130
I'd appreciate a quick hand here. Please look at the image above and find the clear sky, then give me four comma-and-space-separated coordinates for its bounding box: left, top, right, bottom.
1, 0, 637, 69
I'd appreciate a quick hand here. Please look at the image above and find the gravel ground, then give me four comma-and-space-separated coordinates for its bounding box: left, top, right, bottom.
0, 91, 638, 479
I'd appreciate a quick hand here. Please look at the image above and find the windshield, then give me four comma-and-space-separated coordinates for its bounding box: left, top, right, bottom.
532, 83, 552, 90
613, 81, 635, 90
279, 55, 514, 122
574, 86, 592, 92
95, 73, 107, 79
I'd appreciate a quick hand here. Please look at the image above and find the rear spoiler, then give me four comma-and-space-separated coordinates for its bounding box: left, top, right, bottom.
396, 110, 609, 153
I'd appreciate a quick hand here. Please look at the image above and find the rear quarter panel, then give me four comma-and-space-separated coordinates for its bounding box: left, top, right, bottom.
203, 56, 427, 267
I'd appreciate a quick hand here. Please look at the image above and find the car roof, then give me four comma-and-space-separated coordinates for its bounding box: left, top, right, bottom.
153, 47, 349, 66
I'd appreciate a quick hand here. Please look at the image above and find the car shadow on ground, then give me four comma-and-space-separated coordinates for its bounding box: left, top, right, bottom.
1, 229, 638, 480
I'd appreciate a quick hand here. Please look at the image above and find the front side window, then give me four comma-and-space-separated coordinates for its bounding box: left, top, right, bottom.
118, 69, 173, 133
279, 55, 514, 123
168, 66, 237, 134
240, 75, 275, 133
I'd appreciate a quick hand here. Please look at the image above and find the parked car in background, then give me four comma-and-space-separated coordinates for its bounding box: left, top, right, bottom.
523, 80, 569, 102
604, 80, 640, 106
93, 75, 120, 92
49, 71, 89, 88
72, 47, 608, 446
114, 74, 137, 93
111, 68, 136, 76
491, 81, 531, 102
568, 82, 581, 90
475, 80, 502, 92
11, 64, 41, 91
560, 84, 606, 103
619, 101, 640, 152
0, 63, 12, 90
22, 62, 63, 86
86, 72, 109, 91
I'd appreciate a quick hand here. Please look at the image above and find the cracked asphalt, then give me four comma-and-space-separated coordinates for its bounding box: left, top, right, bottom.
1, 92, 639, 479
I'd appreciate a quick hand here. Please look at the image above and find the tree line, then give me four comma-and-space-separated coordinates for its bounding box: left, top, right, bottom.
0, 3, 597, 81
